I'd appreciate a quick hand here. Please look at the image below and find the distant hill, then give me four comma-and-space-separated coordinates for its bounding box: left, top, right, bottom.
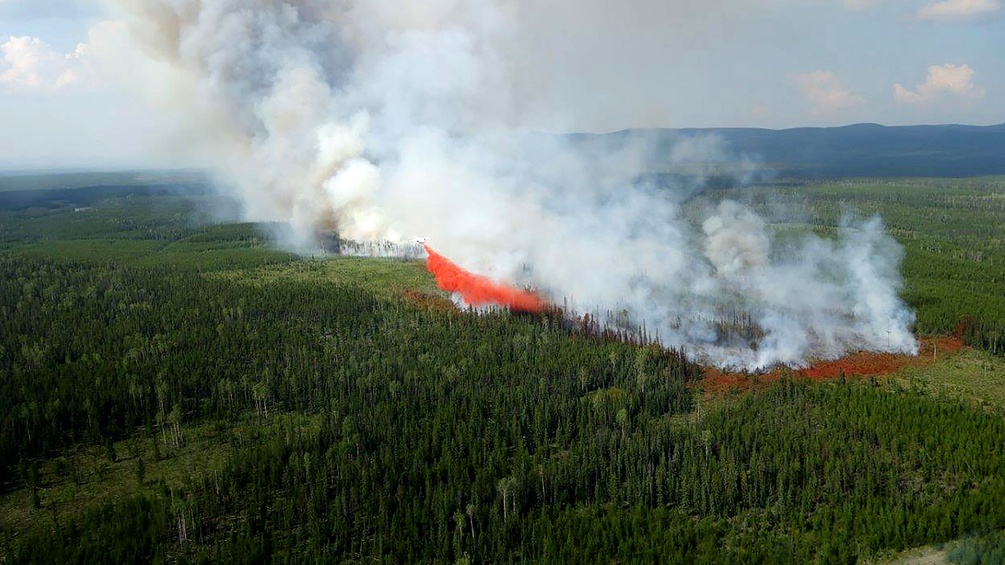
0, 170, 212, 211
2, 124, 1002, 196
0, 170, 208, 192
587, 123, 1005, 179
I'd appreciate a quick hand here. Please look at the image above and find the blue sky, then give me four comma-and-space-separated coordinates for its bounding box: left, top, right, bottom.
0, 0, 1002, 169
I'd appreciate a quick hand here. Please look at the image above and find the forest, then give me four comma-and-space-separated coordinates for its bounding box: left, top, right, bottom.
1, 175, 1004, 563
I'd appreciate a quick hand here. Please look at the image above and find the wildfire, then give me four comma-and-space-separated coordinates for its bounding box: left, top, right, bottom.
423, 244, 545, 313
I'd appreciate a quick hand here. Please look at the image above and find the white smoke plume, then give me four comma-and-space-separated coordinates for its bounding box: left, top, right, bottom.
93, 0, 918, 369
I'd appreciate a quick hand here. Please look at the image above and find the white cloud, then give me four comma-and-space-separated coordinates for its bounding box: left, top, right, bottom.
916, 0, 1001, 22
0, 35, 91, 91
893, 63, 986, 103
1, 36, 53, 89
794, 71, 864, 115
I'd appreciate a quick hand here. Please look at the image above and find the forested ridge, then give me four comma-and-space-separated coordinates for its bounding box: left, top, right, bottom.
3, 179, 1005, 563
3, 252, 1005, 563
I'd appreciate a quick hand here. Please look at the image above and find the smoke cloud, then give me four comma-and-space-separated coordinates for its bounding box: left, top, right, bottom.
95, 0, 918, 369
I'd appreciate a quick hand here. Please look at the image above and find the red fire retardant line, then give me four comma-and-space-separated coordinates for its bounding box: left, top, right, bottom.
423, 244, 545, 313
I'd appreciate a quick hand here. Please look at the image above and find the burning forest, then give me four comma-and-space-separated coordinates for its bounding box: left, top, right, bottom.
98, 0, 919, 369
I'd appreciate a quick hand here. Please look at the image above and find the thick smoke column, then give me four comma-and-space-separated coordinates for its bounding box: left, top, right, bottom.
424, 244, 545, 313
96, 0, 919, 369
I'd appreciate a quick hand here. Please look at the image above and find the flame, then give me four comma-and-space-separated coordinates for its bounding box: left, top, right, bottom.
423, 244, 545, 313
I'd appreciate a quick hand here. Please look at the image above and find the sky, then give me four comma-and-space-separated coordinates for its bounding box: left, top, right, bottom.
0, 0, 1002, 170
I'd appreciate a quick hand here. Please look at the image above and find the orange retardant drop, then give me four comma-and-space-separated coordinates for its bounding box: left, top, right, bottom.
423, 244, 545, 313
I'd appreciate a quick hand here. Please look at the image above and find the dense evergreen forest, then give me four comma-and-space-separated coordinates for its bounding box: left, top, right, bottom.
1, 177, 1004, 563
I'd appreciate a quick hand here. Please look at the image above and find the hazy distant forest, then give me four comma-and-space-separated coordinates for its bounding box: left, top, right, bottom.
1, 171, 1004, 563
